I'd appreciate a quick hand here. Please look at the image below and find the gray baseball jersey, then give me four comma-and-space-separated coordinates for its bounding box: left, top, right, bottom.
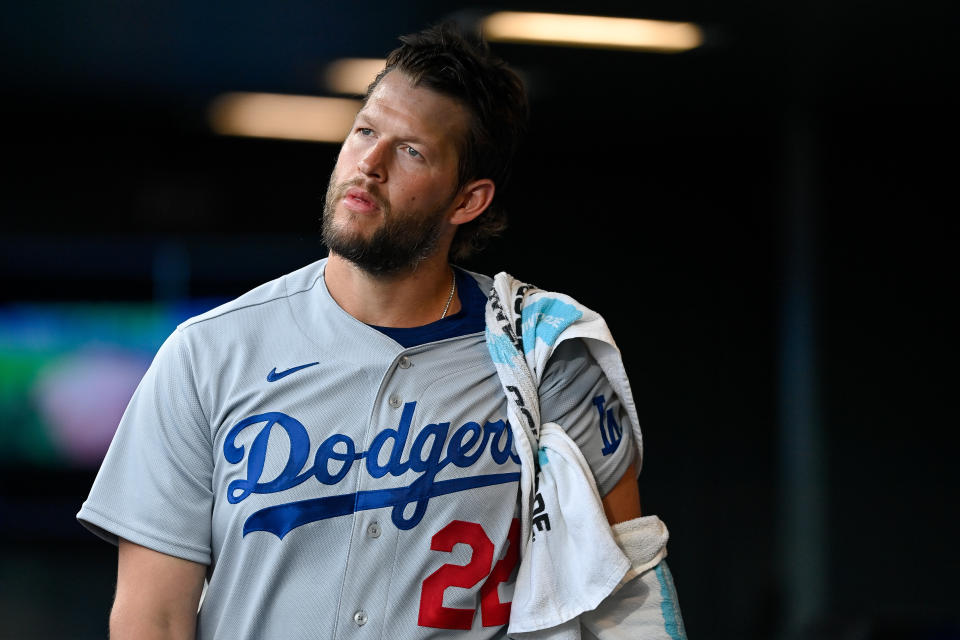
77, 258, 636, 639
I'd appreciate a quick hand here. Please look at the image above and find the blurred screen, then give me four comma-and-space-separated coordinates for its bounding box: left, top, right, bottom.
0, 300, 223, 469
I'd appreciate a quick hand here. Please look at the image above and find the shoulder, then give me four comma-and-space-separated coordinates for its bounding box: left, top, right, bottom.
176, 259, 327, 336
539, 338, 597, 399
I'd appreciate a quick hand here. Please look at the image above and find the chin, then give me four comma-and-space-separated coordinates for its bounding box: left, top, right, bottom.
324, 218, 373, 253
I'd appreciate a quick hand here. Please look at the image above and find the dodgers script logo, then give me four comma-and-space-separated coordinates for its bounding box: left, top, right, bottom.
223, 402, 521, 539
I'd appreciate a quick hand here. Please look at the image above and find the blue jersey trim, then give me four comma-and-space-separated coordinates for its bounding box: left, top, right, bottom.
244, 472, 521, 538
368, 267, 487, 348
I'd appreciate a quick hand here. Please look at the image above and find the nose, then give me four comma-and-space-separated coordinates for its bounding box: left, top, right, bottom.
357, 141, 387, 182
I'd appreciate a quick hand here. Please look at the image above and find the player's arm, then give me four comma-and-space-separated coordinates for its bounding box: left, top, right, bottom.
600, 462, 642, 525
539, 340, 686, 637
539, 339, 640, 520
111, 538, 207, 640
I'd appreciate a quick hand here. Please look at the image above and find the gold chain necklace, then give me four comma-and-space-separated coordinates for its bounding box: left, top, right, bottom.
440, 269, 456, 319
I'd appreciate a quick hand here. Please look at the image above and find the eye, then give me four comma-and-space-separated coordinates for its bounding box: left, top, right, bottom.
358, 127, 374, 136
404, 146, 422, 159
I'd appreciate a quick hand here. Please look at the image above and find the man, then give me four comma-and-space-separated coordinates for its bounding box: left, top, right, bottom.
78, 24, 681, 639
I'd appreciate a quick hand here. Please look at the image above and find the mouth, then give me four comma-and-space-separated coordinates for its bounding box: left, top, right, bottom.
342, 186, 381, 214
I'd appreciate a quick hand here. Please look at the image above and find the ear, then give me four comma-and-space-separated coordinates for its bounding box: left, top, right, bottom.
448, 179, 495, 226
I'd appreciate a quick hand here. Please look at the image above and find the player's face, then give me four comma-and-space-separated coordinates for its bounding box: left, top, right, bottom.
322, 71, 470, 275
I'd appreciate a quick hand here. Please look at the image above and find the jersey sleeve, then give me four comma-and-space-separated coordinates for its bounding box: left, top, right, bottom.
538, 338, 636, 496
76, 327, 214, 565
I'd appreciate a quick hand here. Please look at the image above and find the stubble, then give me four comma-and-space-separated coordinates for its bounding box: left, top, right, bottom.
321, 174, 452, 276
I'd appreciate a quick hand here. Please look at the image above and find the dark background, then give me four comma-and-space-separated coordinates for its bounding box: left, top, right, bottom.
1, 1, 956, 639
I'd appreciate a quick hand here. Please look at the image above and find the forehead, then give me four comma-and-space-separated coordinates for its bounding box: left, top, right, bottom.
360, 71, 469, 154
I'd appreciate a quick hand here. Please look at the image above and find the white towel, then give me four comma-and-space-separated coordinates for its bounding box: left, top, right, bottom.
508, 423, 631, 636
484, 273, 647, 635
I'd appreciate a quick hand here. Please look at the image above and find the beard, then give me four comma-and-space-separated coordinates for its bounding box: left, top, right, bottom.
321, 175, 452, 276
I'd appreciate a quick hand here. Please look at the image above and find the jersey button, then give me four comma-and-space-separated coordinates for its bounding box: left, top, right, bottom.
388, 395, 402, 408
398, 356, 412, 369
353, 610, 368, 626
367, 522, 381, 538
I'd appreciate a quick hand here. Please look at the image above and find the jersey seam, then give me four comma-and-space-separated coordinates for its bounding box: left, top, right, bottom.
176, 329, 213, 441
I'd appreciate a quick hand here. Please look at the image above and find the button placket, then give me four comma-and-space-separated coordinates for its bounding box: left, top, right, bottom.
338, 364, 413, 639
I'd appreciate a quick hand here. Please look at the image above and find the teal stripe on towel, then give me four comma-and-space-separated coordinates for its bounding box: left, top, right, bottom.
656, 562, 687, 640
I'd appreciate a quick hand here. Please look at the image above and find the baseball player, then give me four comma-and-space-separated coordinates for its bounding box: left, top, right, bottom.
78, 24, 681, 639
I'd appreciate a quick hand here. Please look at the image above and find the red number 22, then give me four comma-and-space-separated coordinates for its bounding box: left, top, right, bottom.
417, 519, 521, 630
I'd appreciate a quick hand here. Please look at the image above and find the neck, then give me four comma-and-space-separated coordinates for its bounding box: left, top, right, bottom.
324, 253, 460, 327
